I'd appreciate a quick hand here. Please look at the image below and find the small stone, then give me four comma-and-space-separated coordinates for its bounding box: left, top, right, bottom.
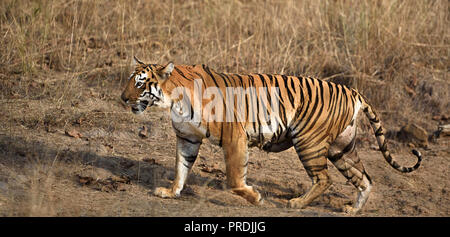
398, 123, 428, 148
138, 126, 148, 138
65, 128, 82, 139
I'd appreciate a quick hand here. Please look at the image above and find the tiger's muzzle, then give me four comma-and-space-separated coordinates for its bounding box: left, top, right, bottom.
130, 100, 151, 114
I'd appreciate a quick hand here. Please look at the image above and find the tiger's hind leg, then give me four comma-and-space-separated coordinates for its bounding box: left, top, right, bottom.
328, 123, 372, 214
289, 141, 332, 209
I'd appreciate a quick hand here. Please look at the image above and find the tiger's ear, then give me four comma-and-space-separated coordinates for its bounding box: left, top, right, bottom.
133, 56, 145, 66
157, 62, 174, 81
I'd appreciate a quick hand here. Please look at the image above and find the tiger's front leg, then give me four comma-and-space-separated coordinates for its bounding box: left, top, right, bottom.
223, 136, 262, 205
154, 135, 201, 198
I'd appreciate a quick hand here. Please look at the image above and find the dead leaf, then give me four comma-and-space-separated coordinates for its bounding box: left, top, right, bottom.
65, 128, 82, 139
199, 163, 225, 177
77, 175, 95, 185
138, 126, 148, 138
404, 85, 416, 96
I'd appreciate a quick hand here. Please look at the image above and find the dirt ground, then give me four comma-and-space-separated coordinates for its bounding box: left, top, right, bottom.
0, 95, 448, 217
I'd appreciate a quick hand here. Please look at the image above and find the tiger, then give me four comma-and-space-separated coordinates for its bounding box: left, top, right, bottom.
120, 56, 422, 213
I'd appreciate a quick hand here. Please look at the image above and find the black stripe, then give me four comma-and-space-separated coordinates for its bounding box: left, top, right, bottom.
302, 81, 325, 132
384, 153, 392, 163
236, 74, 250, 124
235, 74, 244, 87
290, 77, 296, 94
291, 98, 311, 137
305, 78, 312, 98
249, 75, 262, 134
329, 152, 344, 162
375, 126, 384, 136
318, 80, 325, 109
247, 77, 257, 132
175, 67, 192, 81
335, 85, 344, 129
300, 152, 327, 163
274, 75, 280, 92
364, 171, 372, 183
338, 90, 349, 131
343, 137, 356, 154
257, 74, 272, 118
244, 88, 249, 123
203, 65, 221, 89
267, 74, 274, 84
206, 127, 210, 138
190, 103, 194, 120
286, 77, 295, 108
216, 72, 229, 88
346, 172, 355, 180
258, 74, 267, 88
295, 81, 320, 134
220, 73, 235, 87
275, 76, 288, 126
370, 117, 380, 123
299, 147, 328, 159
295, 126, 328, 150
381, 141, 388, 152
304, 164, 327, 171
327, 82, 334, 112
184, 155, 197, 163
392, 161, 400, 169
178, 136, 201, 145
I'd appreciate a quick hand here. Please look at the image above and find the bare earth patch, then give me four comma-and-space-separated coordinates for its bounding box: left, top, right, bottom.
0, 101, 448, 216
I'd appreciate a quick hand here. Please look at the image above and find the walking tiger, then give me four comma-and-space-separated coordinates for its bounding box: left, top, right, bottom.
120, 57, 421, 213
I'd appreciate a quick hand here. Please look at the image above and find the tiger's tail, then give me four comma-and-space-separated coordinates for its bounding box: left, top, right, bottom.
357, 93, 422, 173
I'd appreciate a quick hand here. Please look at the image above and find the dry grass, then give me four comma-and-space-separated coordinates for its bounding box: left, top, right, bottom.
0, 0, 448, 216
0, 0, 448, 127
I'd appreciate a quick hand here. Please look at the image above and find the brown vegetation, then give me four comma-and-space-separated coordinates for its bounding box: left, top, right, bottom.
0, 0, 448, 216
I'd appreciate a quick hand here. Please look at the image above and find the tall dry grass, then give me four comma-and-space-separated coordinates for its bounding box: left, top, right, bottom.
0, 0, 447, 125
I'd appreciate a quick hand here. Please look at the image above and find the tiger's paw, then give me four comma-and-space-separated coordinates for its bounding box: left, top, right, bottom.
154, 187, 178, 199
343, 205, 360, 214
231, 186, 263, 205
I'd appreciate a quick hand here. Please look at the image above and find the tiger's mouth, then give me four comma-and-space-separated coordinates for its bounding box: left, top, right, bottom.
131, 100, 151, 114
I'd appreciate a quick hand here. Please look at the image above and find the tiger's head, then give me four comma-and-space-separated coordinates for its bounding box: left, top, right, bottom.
121, 56, 174, 114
